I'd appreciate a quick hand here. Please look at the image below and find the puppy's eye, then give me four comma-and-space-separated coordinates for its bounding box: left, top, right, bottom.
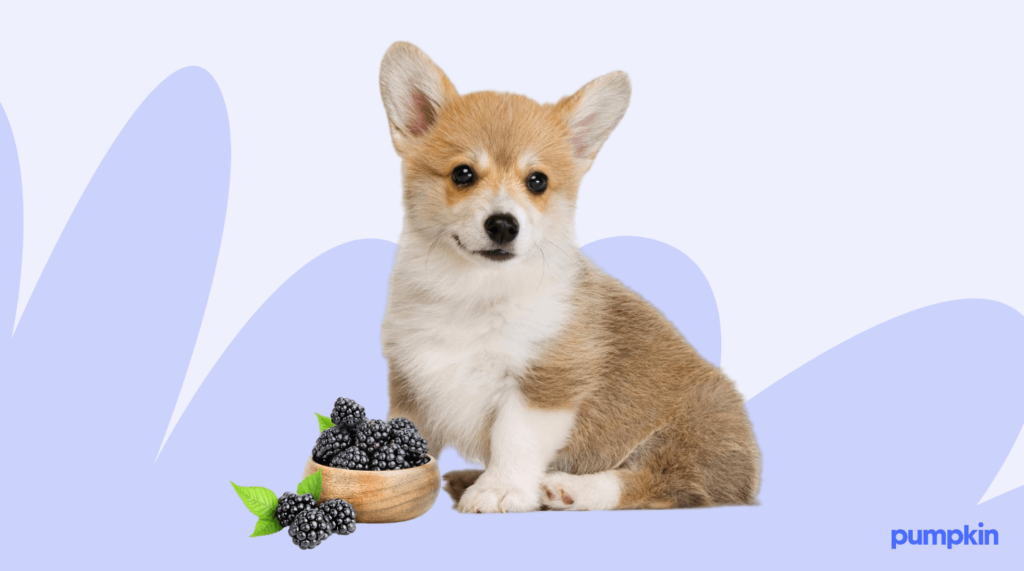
526, 172, 548, 194
452, 165, 475, 186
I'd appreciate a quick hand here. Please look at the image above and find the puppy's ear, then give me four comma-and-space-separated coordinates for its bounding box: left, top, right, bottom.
556, 71, 631, 171
380, 42, 458, 155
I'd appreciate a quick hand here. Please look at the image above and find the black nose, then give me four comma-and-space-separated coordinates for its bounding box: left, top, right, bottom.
484, 214, 519, 245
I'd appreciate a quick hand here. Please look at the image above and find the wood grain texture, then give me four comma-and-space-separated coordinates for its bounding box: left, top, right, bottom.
302, 455, 440, 523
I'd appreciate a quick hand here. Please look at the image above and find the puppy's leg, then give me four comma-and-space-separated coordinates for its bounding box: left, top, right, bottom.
458, 393, 573, 513
442, 469, 483, 505
543, 425, 758, 510
540, 471, 622, 511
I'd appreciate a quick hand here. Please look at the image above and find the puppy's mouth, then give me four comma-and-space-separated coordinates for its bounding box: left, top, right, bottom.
453, 235, 515, 262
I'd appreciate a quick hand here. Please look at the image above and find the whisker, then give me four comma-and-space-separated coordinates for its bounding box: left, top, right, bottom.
424, 229, 446, 271
401, 224, 443, 237
542, 239, 583, 270
536, 246, 548, 290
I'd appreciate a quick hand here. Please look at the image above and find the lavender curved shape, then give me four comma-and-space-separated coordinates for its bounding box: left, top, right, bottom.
155, 239, 398, 562
734, 299, 1024, 568
0, 67, 229, 564
0, 102, 21, 344
159, 238, 398, 476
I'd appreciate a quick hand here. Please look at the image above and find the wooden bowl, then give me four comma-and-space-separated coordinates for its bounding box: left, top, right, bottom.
302, 455, 440, 523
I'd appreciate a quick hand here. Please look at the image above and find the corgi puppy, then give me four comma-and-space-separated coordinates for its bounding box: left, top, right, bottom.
379, 42, 760, 513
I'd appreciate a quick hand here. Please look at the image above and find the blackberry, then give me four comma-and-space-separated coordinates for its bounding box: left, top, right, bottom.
355, 419, 392, 453
275, 492, 317, 527
312, 426, 353, 464
410, 456, 430, 467
288, 508, 333, 550
329, 445, 369, 470
392, 428, 429, 459
369, 442, 407, 471
330, 397, 366, 428
320, 499, 357, 535
387, 417, 417, 433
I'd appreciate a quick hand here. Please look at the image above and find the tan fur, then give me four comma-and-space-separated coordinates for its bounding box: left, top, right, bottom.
434, 265, 762, 508
380, 42, 760, 510
525, 265, 761, 507
401, 91, 580, 215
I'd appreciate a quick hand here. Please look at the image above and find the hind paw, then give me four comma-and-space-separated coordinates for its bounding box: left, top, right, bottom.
540, 471, 621, 511
541, 473, 578, 510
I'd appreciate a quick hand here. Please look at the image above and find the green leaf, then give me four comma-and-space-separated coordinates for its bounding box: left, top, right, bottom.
316, 412, 335, 433
296, 469, 323, 502
231, 482, 278, 519
250, 516, 283, 537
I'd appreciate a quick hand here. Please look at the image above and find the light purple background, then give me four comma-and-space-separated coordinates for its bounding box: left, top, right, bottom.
0, 67, 1021, 568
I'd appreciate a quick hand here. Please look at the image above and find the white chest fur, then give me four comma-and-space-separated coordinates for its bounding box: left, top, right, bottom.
382, 250, 575, 464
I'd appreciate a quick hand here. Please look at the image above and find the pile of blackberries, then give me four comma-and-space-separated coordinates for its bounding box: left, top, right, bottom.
276, 492, 356, 550
312, 397, 430, 471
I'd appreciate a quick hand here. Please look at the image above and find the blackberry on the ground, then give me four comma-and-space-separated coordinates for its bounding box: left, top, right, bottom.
355, 419, 391, 453
387, 417, 417, 433
330, 397, 367, 428
391, 428, 429, 459
275, 492, 317, 528
369, 442, 406, 471
329, 445, 370, 470
288, 508, 333, 550
312, 426, 353, 464
319, 499, 357, 535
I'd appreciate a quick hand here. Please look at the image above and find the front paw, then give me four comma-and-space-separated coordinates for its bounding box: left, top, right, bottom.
457, 480, 540, 513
